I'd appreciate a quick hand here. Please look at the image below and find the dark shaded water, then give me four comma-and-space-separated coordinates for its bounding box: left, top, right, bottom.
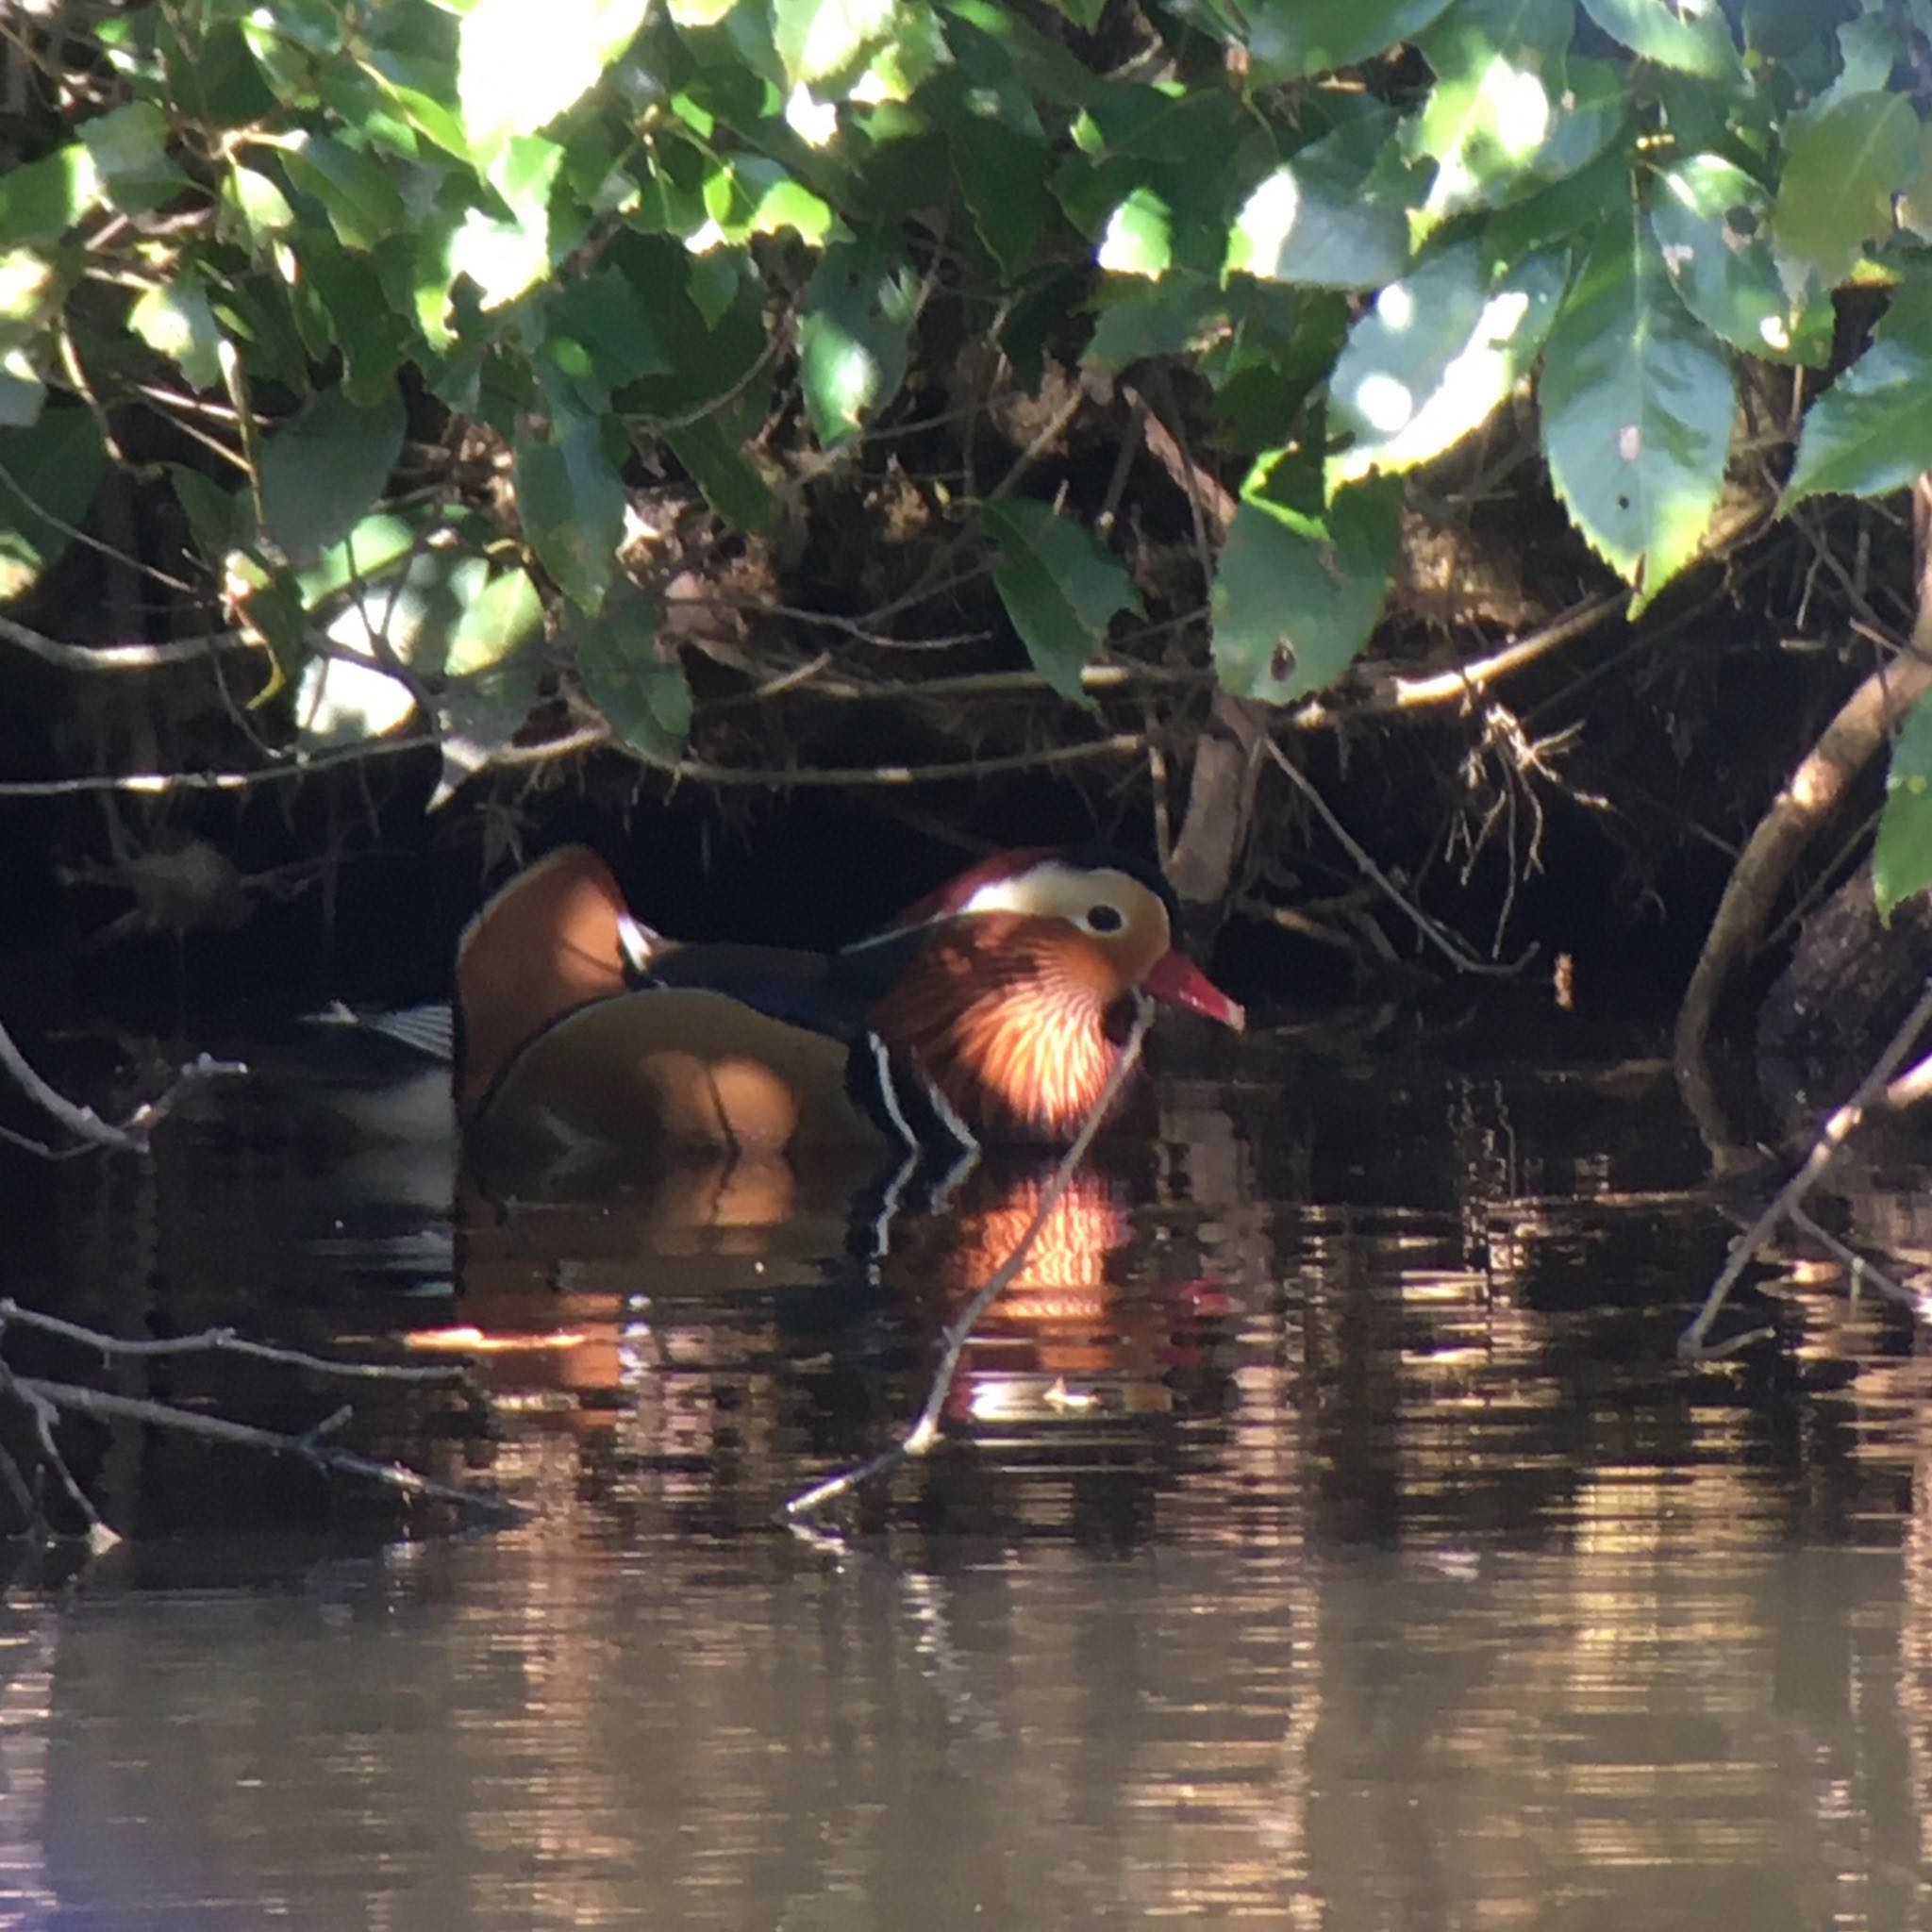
4, 1027, 1932, 1927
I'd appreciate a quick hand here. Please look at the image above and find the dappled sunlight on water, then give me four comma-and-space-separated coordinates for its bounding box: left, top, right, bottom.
3, 1040, 1932, 1924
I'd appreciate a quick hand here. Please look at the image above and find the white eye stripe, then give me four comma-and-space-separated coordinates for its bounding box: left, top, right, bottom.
960, 863, 1145, 926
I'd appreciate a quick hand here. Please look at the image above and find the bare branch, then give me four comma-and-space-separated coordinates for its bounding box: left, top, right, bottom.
0, 1301, 467, 1382
0, 612, 256, 673
0, 1015, 245, 1158
1679, 974, 1932, 1359
9, 1375, 518, 1525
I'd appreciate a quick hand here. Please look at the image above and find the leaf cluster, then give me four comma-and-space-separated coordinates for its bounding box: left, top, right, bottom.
3, 0, 1932, 886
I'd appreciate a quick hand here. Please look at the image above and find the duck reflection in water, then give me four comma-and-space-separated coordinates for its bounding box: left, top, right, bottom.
438, 843, 1244, 1471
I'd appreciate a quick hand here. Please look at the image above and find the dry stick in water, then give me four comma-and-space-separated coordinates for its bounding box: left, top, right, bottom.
1678, 974, 1932, 1361
785, 1002, 1156, 1520
0, 1013, 245, 1158
0, 1303, 515, 1548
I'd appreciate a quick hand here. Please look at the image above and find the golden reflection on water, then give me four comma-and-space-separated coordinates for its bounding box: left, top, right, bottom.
4, 1054, 1932, 1924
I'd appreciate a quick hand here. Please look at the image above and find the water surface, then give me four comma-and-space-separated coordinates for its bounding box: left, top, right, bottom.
2, 1031, 1930, 1928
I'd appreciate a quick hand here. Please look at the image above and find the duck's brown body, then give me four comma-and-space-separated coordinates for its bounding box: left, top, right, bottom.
455, 843, 1241, 1176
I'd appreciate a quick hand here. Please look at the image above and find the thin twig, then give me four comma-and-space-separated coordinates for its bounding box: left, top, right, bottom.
1290, 591, 1626, 722
785, 1003, 1155, 1519
1261, 738, 1536, 977
0, 1018, 246, 1157
1786, 1208, 1922, 1314
0, 1301, 467, 1381
1678, 974, 1932, 1358
0, 613, 255, 673
11, 1375, 519, 1523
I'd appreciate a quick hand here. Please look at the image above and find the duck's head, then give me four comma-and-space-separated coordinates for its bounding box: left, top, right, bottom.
892, 846, 1245, 1030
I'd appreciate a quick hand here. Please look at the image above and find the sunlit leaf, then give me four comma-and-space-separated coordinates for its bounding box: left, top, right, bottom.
515, 414, 624, 612
279, 133, 407, 251
1540, 215, 1733, 610
0, 408, 106, 601
1771, 92, 1918, 300
1211, 459, 1398, 703
1577, 0, 1742, 79
78, 102, 189, 214
261, 386, 407, 557
983, 497, 1141, 703
1331, 239, 1565, 482
798, 230, 920, 445
1097, 187, 1173, 278
130, 273, 225, 391
1784, 276, 1932, 508
225, 163, 297, 245
773, 0, 893, 86
1225, 111, 1420, 291
1407, 0, 1574, 232
0, 145, 100, 250
447, 562, 546, 676
1652, 153, 1829, 367
1875, 689, 1932, 921
458, 0, 650, 158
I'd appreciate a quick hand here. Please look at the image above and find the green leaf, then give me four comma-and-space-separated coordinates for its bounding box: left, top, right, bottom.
1210, 461, 1398, 703
0, 145, 100, 250
300, 244, 414, 404
774, 0, 894, 84
1407, 0, 1575, 233
1652, 153, 1829, 367
295, 511, 421, 610
1540, 215, 1734, 609
1086, 275, 1228, 375
1771, 92, 1918, 300
458, 0, 649, 158
515, 415, 625, 612
447, 562, 547, 676
943, 90, 1057, 276
1225, 111, 1419, 291
983, 498, 1140, 702
225, 163, 297, 245
798, 230, 921, 444
0, 349, 41, 428
79, 102, 189, 215
0, 408, 107, 601
1330, 239, 1566, 483
1576, 0, 1742, 79
1097, 187, 1173, 278
279, 134, 408, 251
541, 264, 677, 411
1784, 277, 1932, 507
1238, 0, 1455, 84
575, 578, 692, 758
1876, 689, 1932, 920
261, 386, 408, 557
663, 414, 781, 535
435, 685, 539, 807
171, 464, 247, 571
129, 273, 225, 391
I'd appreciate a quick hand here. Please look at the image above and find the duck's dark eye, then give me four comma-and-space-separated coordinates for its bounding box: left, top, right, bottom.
1087, 903, 1124, 934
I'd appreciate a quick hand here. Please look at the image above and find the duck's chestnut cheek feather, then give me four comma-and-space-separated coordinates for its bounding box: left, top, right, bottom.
1141, 950, 1246, 1031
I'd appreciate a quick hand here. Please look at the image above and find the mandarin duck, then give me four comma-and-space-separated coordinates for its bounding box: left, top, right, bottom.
455, 843, 1243, 1173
